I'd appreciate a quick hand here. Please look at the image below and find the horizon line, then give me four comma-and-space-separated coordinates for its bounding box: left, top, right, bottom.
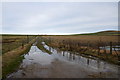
1, 30, 119, 35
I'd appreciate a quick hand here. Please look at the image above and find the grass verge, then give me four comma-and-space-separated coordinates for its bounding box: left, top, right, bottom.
2, 38, 36, 79
36, 39, 52, 54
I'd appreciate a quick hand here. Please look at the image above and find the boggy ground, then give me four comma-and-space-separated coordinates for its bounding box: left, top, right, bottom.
41, 35, 120, 65
8, 43, 119, 78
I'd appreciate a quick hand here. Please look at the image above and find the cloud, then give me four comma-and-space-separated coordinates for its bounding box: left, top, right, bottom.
1, 0, 119, 2
2, 2, 118, 35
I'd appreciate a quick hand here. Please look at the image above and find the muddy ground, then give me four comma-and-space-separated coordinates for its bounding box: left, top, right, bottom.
7, 42, 119, 78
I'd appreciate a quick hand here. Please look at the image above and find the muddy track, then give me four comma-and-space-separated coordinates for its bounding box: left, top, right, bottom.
7, 42, 120, 78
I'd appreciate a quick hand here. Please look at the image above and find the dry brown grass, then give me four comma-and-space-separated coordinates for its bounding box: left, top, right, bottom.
2, 37, 36, 78
2, 35, 35, 54
41, 35, 120, 65
43, 35, 119, 43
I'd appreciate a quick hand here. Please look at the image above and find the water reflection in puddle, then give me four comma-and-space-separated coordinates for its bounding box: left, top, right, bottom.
8, 42, 119, 78
42, 42, 119, 77
100, 46, 120, 51
23, 46, 54, 65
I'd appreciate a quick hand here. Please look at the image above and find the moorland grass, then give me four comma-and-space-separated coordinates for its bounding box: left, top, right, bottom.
2, 37, 36, 78
42, 36, 119, 65
2, 35, 36, 54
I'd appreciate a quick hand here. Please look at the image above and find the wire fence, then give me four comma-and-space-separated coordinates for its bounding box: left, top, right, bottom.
39, 36, 120, 63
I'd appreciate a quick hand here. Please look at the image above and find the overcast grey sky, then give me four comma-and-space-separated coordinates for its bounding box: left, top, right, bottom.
2, 2, 118, 35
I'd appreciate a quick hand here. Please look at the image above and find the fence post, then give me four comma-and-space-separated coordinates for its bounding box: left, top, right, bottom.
97, 42, 100, 55
110, 42, 112, 54
98, 47, 100, 55
27, 35, 29, 43
104, 43, 106, 54
22, 41, 24, 49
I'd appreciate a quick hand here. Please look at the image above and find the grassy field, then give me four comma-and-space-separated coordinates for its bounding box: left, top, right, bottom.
2, 35, 36, 78
42, 35, 119, 43
2, 35, 36, 54
1, 31, 120, 78
41, 33, 120, 65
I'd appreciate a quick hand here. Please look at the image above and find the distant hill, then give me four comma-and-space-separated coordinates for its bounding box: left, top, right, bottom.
74, 30, 120, 36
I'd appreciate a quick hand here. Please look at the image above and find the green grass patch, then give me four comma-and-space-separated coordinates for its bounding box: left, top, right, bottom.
2, 44, 32, 79
2, 38, 36, 79
2, 55, 24, 78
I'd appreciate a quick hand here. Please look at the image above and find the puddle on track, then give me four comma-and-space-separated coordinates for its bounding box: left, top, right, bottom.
7, 42, 120, 78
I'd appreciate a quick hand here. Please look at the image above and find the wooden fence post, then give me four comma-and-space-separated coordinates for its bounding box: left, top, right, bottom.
27, 35, 29, 43
110, 42, 112, 54
98, 47, 100, 55
22, 41, 24, 49
104, 43, 106, 54
97, 42, 100, 55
